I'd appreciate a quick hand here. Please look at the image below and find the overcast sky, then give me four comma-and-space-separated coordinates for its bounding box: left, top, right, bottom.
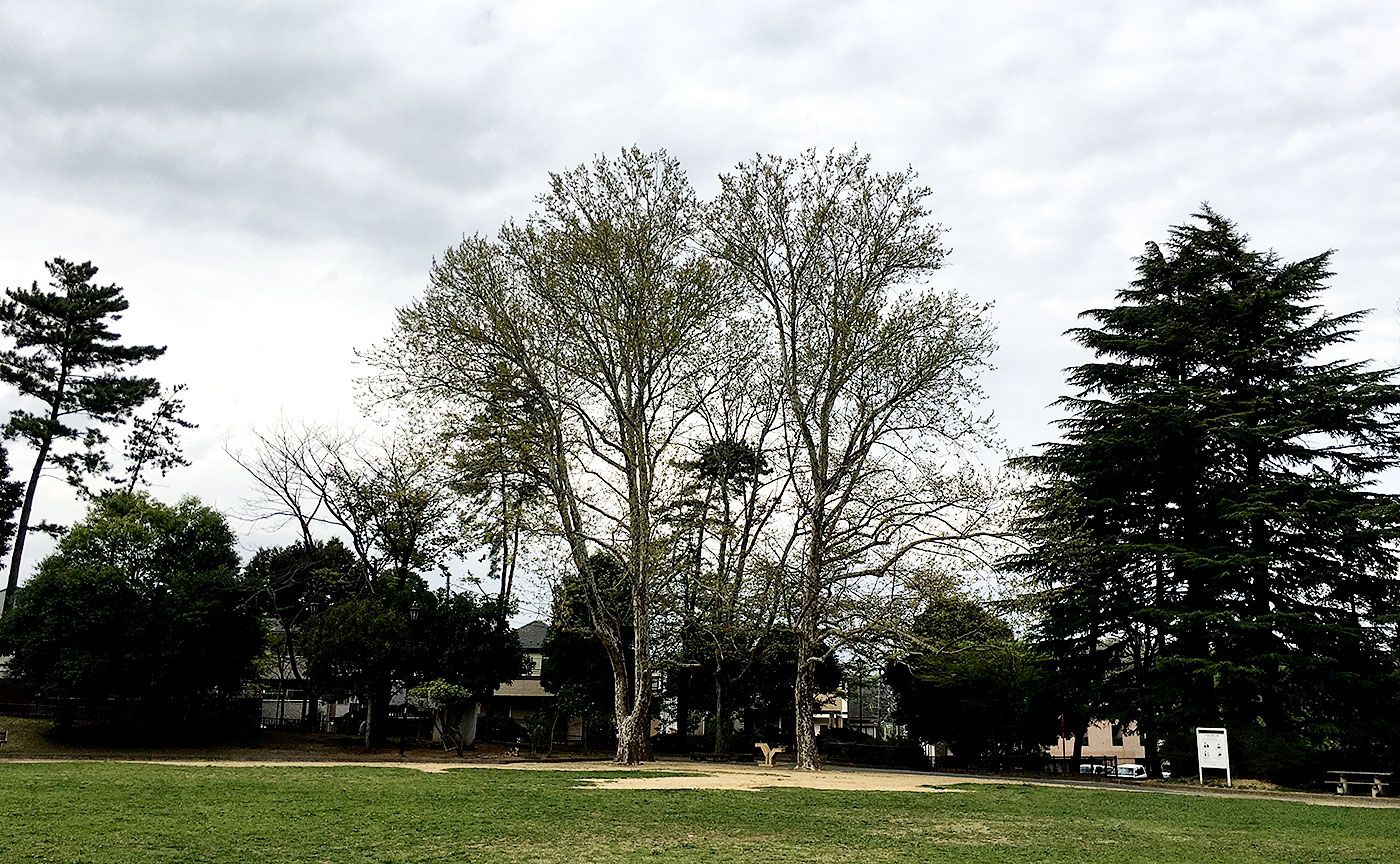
3, 1, 1398, 611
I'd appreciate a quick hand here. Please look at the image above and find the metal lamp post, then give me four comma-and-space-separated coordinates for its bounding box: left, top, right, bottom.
300, 599, 322, 730
399, 602, 421, 755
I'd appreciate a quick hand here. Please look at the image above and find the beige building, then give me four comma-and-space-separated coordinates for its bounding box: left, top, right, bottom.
490, 621, 551, 719
1051, 720, 1146, 765
489, 621, 585, 742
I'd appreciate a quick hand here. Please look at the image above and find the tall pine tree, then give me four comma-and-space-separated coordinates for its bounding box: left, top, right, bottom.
0, 259, 165, 612
1008, 208, 1400, 781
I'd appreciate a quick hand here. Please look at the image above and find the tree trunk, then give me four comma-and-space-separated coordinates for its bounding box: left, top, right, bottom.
1141, 723, 1161, 778
616, 714, 640, 763
369, 687, 390, 747
4, 431, 55, 613
712, 674, 728, 756
614, 676, 652, 764
458, 702, 479, 750
791, 529, 823, 771
793, 655, 818, 770
674, 667, 689, 743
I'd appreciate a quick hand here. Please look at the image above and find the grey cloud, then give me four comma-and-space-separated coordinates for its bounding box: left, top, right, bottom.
0, 0, 1397, 495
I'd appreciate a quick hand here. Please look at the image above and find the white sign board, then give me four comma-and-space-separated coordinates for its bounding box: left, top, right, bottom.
1196, 727, 1231, 785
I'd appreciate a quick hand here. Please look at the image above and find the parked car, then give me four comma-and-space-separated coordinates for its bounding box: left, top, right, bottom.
1115, 764, 1148, 780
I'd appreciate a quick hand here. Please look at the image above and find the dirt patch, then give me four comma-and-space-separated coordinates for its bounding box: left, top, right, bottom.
573, 764, 983, 793
3, 719, 1396, 810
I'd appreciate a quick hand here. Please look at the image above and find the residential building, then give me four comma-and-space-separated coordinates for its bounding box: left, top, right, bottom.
1051, 719, 1146, 765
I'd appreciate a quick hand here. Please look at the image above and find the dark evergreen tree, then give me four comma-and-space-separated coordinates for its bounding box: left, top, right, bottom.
245, 538, 360, 727
417, 590, 525, 707
886, 592, 1056, 767
0, 492, 263, 726
111, 383, 196, 494
0, 259, 165, 611
0, 445, 25, 568
1007, 208, 1400, 782
300, 596, 408, 748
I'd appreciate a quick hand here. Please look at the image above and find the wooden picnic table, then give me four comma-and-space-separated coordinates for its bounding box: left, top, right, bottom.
754, 742, 786, 767
1327, 770, 1392, 798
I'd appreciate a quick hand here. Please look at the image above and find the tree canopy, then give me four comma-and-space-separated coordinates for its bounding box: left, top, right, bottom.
1006, 207, 1400, 781
708, 148, 1000, 768
369, 147, 742, 763
886, 592, 1054, 767
0, 492, 263, 723
0, 259, 168, 611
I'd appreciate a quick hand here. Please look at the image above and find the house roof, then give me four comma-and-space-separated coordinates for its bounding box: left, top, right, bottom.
516, 619, 548, 652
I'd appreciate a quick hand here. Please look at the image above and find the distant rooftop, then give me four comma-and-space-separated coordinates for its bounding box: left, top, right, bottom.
516, 619, 548, 652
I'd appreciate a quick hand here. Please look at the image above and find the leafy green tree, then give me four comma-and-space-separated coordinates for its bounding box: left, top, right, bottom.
236, 424, 478, 748
369, 148, 739, 763
0, 259, 165, 611
300, 596, 408, 748
0, 492, 263, 724
244, 538, 359, 726
708, 148, 1000, 769
408, 679, 477, 754
886, 593, 1055, 767
415, 590, 525, 750
1007, 208, 1400, 781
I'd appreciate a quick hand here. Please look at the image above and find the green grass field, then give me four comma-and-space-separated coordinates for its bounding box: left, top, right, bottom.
1, 762, 1396, 863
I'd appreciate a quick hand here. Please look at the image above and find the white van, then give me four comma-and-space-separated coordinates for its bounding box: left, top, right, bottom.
1115, 764, 1148, 780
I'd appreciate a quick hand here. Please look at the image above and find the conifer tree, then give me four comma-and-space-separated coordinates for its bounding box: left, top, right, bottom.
0, 259, 164, 611
1008, 208, 1400, 779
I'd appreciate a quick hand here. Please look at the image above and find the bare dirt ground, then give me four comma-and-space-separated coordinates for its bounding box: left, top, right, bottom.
7, 755, 1398, 808
3, 717, 1395, 808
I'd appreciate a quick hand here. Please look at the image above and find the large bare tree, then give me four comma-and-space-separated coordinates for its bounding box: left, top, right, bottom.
231, 420, 468, 745
708, 148, 1000, 769
230, 421, 463, 590
367, 148, 740, 763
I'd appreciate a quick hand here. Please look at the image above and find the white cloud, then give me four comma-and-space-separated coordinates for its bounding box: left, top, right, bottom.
2, 0, 1398, 584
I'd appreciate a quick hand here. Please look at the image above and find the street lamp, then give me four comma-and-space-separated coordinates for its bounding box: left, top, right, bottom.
299, 599, 323, 729
400, 602, 422, 755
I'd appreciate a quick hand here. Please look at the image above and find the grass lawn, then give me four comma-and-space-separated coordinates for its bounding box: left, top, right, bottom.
1, 762, 1397, 863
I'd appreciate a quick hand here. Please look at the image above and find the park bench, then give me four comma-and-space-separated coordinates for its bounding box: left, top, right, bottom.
754, 742, 786, 767
1327, 770, 1392, 798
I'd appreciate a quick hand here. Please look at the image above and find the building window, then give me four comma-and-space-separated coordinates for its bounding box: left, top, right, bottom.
1111, 724, 1124, 746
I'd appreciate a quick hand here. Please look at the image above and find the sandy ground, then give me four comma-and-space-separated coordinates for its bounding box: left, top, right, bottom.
6, 756, 1398, 808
